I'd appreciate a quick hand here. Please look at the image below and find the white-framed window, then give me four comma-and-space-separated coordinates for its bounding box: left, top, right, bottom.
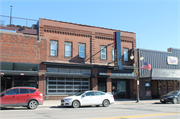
65, 42, 72, 57
78, 43, 86, 58
123, 48, 129, 61
50, 40, 58, 56
100, 45, 107, 60
112, 47, 114, 61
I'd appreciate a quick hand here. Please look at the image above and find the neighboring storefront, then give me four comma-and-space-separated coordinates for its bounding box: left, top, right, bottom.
0, 62, 39, 92
97, 67, 136, 99
139, 48, 180, 100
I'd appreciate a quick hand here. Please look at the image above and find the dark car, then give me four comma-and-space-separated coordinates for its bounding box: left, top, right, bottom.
0, 87, 43, 109
160, 91, 180, 104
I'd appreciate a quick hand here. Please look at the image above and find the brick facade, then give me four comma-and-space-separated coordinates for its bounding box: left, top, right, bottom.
39, 18, 136, 66
1, 18, 137, 100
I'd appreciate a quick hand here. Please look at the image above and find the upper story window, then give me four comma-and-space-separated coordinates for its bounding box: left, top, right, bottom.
78, 43, 86, 58
65, 42, 72, 57
50, 40, 58, 56
112, 47, 114, 61
100, 45, 107, 60
123, 48, 129, 61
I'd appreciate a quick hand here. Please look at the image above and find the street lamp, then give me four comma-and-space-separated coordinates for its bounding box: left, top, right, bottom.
130, 48, 144, 103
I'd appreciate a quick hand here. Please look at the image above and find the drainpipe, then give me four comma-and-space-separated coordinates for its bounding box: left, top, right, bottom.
38, 18, 41, 42
10, 6, 12, 26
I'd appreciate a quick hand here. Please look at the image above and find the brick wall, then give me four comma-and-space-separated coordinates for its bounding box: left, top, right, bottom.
0, 31, 47, 64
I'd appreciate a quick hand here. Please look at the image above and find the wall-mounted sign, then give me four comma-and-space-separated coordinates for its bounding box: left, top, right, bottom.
167, 56, 178, 65
145, 83, 150, 87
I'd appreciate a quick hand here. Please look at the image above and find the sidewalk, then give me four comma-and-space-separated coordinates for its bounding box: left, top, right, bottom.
39, 99, 160, 107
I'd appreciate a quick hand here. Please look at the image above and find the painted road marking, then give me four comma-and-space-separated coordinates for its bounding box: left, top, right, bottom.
92, 112, 180, 119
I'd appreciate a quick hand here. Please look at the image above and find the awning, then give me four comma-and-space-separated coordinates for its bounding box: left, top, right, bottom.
99, 73, 137, 79
45, 72, 91, 78
151, 69, 180, 80
0, 70, 39, 76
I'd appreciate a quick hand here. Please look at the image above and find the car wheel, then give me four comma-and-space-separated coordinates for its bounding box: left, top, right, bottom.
173, 98, 178, 104
161, 101, 166, 104
103, 99, 110, 107
72, 100, 80, 108
28, 100, 38, 109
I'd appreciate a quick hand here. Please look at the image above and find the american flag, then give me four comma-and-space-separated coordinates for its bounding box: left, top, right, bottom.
141, 62, 151, 71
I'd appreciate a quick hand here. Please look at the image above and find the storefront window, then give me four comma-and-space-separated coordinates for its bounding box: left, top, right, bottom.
14, 63, 38, 71
47, 77, 90, 95
14, 76, 38, 88
1, 62, 38, 71
1, 62, 13, 70
168, 81, 173, 93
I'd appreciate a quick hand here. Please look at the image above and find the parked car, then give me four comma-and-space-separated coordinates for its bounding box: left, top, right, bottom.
0, 87, 43, 109
61, 91, 114, 108
160, 90, 180, 104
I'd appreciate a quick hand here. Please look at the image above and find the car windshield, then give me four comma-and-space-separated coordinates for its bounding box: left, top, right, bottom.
75, 91, 85, 96
167, 91, 178, 95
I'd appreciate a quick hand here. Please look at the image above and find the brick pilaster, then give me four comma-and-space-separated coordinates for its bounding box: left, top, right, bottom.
92, 68, 98, 90
38, 63, 47, 98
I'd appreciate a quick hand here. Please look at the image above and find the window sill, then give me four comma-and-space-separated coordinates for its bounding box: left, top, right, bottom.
64, 57, 72, 59
49, 55, 58, 57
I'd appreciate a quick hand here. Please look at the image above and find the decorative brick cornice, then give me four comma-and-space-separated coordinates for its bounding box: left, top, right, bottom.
43, 25, 91, 38
42, 25, 135, 42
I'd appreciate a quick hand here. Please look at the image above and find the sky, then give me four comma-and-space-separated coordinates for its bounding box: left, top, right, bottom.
0, 0, 180, 52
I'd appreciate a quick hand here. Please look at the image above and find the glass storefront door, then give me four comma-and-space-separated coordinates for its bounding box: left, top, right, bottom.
117, 81, 126, 98
112, 80, 129, 99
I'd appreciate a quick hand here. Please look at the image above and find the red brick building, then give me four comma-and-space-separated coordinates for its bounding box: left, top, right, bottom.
0, 17, 137, 100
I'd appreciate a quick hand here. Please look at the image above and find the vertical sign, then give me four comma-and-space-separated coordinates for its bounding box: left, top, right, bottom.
114, 31, 123, 70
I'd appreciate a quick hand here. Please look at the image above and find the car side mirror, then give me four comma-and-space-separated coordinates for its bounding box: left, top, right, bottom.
82, 95, 86, 97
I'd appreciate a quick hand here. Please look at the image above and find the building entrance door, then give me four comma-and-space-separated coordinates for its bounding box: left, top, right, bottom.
151, 80, 158, 99
112, 80, 127, 99
117, 81, 126, 99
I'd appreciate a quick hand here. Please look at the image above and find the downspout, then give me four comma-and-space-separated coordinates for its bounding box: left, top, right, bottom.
38, 18, 41, 42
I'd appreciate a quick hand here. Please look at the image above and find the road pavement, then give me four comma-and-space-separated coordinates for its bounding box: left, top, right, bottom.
1, 99, 180, 119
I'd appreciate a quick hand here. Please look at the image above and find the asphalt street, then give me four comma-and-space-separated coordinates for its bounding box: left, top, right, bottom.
0, 102, 180, 119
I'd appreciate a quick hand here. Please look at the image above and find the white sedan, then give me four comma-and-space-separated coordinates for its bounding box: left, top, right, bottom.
61, 91, 114, 108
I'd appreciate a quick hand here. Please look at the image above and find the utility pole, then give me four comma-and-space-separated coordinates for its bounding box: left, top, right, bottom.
130, 49, 144, 103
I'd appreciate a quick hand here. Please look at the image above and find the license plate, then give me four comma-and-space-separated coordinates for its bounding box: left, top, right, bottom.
161, 99, 164, 101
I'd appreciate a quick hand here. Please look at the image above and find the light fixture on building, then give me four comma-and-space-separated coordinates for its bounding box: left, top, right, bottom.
20, 73, 24, 75
1, 73, 4, 75
130, 54, 144, 61
130, 55, 134, 60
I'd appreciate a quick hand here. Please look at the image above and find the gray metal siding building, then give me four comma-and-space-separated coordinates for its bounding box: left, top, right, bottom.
138, 48, 180, 100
